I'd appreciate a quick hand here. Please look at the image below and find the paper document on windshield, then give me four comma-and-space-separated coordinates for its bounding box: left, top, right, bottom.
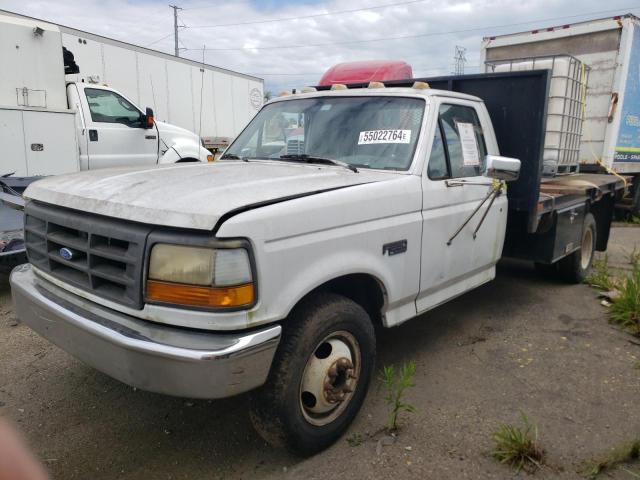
456, 122, 479, 166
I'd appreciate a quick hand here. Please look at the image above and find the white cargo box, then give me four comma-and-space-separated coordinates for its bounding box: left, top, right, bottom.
480, 14, 640, 176
0, 107, 78, 176
0, 15, 67, 110
486, 55, 587, 175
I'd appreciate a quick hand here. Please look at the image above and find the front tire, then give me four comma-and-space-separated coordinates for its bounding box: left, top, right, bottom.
249, 293, 376, 455
558, 212, 597, 283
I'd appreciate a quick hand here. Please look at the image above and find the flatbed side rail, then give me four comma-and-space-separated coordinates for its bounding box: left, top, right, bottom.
536, 173, 628, 217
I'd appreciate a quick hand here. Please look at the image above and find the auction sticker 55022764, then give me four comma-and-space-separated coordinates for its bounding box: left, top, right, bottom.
358, 129, 411, 145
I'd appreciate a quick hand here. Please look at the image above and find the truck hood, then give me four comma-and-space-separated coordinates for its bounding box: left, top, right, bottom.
155, 120, 199, 148
25, 161, 399, 230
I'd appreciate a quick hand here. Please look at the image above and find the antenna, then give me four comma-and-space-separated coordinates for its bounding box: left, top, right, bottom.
453, 45, 467, 75
199, 45, 205, 139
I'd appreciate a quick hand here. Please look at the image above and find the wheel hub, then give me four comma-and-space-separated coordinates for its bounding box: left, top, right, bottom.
323, 357, 356, 403
299, 333, 361, 426
581, 226, 593, 270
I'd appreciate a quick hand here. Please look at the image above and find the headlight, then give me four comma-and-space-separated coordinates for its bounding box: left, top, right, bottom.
146, 244, 254, 309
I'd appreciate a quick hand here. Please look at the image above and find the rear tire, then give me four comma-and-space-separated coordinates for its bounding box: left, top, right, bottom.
558, 212, 597, 283
631, 179, 640, 217
249, 293, 376, 455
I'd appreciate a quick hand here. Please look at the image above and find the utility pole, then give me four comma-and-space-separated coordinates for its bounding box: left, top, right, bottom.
453, 45, 467, 75
170, 4, 182, 57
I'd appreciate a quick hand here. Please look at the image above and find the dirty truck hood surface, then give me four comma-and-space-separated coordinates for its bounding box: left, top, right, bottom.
25, 161, 395, 230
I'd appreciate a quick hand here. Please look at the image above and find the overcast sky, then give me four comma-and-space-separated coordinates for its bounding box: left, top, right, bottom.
1, 0, 639, 93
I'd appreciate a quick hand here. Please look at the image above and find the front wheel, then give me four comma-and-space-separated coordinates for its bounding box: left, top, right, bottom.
558, 212, 597, 283
249, 293, 376, 455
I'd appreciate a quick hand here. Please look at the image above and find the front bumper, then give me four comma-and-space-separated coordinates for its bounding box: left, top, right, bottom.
10, 264, 281, 399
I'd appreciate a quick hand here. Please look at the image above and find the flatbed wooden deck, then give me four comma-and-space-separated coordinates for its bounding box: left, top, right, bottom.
536, 173, 628, 215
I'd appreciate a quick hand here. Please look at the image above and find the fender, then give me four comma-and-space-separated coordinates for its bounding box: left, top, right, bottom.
253, 226, 422, 328
159, 140, 211, 164
215, 179, 425, 329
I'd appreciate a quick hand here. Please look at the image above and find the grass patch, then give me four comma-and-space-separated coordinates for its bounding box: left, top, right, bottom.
585, 255, 617, 291
610, 266, 640, 336
381, 361, 417, 431
346, 432, 363, 447
491, 413, 544, 473
629, 248, 640, 270
584, 438, 640, 478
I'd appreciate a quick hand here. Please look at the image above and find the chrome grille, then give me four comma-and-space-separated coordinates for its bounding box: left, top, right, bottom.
24, 201, 151, 309
286, 139, 305, 155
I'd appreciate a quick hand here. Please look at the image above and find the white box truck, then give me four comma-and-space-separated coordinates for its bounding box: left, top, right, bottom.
1, 9, 265, 153
0, 12, 223, 177
480, 13, 640, 210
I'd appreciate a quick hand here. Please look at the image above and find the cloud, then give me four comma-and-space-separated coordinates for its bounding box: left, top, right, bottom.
1, 0, 637, 95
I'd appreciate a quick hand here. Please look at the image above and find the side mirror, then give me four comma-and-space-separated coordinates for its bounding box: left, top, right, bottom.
484, 155, 521, 181
143, 107, 155, 129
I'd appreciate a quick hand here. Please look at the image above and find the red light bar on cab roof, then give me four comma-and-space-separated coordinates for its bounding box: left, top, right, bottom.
318, 60, 413, 87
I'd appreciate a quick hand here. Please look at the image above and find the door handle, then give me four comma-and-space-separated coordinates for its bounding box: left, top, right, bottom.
89, 129, 98, 141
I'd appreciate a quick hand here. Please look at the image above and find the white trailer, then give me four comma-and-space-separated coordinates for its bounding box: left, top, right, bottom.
1, 9, 264, 151
480, 14, 640, 207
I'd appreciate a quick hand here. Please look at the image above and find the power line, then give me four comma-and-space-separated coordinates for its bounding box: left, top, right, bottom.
183, 0, 429, 28
144, 32, 175, 47
182, 6, 640, 52
181, 0, 246, 10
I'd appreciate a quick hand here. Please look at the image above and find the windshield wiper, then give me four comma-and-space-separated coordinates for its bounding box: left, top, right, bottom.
279, 154, 358, 173
220, 153, 249, 162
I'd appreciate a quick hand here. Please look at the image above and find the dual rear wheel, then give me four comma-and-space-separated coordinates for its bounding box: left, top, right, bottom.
534, 212, 597, 283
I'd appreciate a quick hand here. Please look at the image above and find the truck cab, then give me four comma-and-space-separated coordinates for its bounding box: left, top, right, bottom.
10, 82, 521, 452
66, 82, 211, 170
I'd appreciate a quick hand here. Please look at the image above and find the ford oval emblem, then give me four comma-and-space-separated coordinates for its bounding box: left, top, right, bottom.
59, 247, 74, 260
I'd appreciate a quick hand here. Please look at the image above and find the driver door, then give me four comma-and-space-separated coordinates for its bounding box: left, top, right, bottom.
79, 86, 158, 169
416, 99, 507, 313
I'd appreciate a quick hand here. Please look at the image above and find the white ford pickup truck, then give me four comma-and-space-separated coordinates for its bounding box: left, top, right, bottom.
10, 71, 623, 454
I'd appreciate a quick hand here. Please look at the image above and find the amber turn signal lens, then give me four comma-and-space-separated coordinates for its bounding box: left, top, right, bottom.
146, 280, 254, 308
207, 155, 214, 162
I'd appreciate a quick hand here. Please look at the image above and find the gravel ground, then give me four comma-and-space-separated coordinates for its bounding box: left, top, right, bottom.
1, 227, 640, 479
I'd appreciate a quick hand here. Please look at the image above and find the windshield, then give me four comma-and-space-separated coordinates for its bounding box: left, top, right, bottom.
224, 96, 425, 171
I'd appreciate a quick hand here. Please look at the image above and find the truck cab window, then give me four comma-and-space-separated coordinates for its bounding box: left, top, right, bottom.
427, 124, 449, 179
85, 88, 142, 126
438, 104, 486, 178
